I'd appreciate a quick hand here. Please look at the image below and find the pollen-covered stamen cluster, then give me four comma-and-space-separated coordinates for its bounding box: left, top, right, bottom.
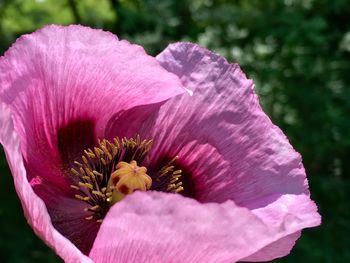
69, 136, 153, 222
150, 156, 184, 193
69, 135, 186, 222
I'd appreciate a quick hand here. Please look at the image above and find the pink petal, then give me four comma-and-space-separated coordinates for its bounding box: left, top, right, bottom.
145, 42, 308, 204
241, 232, 301, 261
0, 102, 92, 263
89, 191, 320, 263
0, 24, 184, 196
130, 42, 320, 259
0, 25, 185, 253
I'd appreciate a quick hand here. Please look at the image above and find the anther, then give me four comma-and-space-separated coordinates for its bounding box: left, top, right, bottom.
70, 185, 79, 190
70, 168, 80, 176
93, 170, 103, 178
92, 191, 104, 198
84, 149, 95, 158
74, 161, 83, 166
175, 187, 184, 193
84, 205, 100, 212
75, 194, 90, 201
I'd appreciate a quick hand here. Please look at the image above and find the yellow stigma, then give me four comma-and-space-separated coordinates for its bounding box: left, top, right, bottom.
108, 160, 152, 204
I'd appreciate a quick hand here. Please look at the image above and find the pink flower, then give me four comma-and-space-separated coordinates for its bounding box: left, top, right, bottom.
0, 25, 320, 263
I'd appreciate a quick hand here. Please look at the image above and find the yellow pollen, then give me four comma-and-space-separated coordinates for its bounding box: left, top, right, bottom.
69, 136, 185, 223
108, 160, 152, 204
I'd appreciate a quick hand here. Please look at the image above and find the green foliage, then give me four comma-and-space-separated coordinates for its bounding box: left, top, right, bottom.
0, 0, 349, 262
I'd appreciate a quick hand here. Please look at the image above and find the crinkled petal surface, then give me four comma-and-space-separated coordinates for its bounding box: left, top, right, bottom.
148, 42, 309, 205
0, 25, 185, 254
0, 102, 92, 263
89, 191, 320, 263
107, 42, 320, 261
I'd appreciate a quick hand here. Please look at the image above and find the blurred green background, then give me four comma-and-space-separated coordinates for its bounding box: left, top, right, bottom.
0, 0, 349, 262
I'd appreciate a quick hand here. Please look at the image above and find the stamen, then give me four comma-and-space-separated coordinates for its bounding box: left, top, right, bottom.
122, 135, 153, 163
150, 156, 185, 194
69, 135, 186, 223
69, 135, 153, 222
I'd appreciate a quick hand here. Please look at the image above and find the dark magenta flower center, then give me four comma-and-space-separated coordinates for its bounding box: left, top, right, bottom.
68, 135, 184, 222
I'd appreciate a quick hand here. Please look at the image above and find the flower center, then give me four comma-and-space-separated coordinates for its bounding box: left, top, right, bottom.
69, 136, 183, 222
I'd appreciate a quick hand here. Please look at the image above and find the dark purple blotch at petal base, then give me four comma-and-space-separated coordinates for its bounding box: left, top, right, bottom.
148, 156, 198, 199
57, 119, 97, 168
